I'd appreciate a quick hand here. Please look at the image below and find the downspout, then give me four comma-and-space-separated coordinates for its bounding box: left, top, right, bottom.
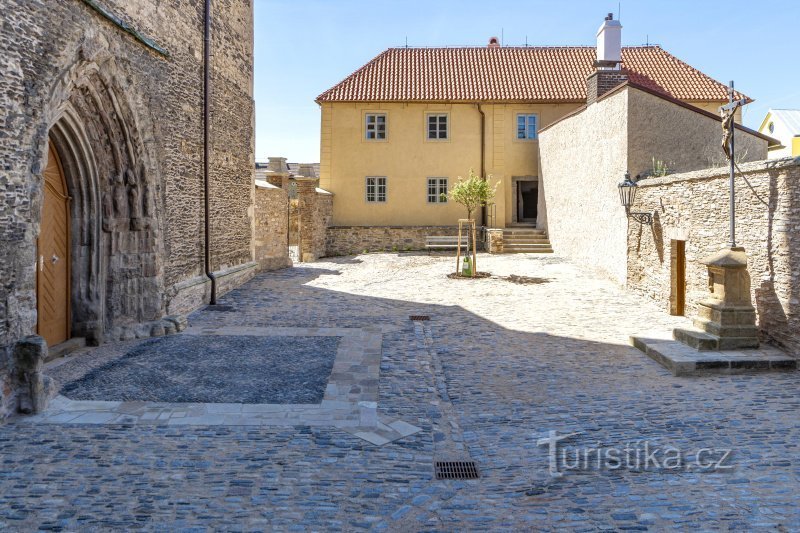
476, 103, 487, 227
203, 0, 217, 304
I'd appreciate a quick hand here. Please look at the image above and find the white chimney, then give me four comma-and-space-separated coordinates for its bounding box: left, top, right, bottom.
596, 13, 622, 68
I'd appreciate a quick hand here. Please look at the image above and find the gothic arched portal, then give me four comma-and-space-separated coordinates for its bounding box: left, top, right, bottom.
41, 47, 164, 346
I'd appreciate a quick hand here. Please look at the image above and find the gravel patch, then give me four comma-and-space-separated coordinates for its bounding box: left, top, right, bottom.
59, 334, 339, 404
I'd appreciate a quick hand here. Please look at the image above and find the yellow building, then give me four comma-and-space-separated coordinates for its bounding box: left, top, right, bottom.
317, 26, 737, 234
758, 109, 800, 159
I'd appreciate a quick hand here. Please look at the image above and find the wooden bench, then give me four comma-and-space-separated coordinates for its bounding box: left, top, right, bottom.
425, 235, 469, 252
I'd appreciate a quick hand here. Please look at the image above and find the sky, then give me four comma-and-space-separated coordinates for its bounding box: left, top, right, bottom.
254, 0, 800, 163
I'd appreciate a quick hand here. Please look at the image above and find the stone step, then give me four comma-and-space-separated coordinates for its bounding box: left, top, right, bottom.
502, 237, 551, 244
45, 337, 87, 363
502, 229, 546, 236
502, 245, 553, 253
631, 332, 796, 376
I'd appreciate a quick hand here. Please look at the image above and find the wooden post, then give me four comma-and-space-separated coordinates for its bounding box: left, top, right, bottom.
471, 219, 477, 278
455, 220, 463, 275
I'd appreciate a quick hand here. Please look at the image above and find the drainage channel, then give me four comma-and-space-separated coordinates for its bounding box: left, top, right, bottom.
411, 315, 479, 480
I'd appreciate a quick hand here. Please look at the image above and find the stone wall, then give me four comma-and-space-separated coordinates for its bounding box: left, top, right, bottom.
253, 181, 291, 271
626, 87, 767, 177
539, 84, 771, 285
539, 85, 631, 284
326, 226, 463, 257
0, 1, 255, 419
627, 158, 800, 355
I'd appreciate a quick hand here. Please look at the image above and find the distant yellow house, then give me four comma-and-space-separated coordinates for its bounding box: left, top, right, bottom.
317, 18, 738, 233
758, 109, 800, 159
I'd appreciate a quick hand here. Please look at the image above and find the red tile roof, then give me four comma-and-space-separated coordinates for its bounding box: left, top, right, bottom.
317, 46, 742, 104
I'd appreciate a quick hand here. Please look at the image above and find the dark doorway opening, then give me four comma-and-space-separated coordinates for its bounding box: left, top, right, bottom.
517, 180, 538, 222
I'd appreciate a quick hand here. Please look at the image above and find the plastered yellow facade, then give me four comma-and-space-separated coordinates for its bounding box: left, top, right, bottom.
319, 101, 582, 228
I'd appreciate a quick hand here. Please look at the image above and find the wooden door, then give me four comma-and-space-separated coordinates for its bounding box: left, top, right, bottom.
37, 142, 70, 346
671, 240, 686, 316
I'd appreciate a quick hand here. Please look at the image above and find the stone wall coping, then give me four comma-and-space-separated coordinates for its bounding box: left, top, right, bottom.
254, 179, 281, 190
315, 187, 333, 195
636, 157, 800, 188
328, 225, 459, 230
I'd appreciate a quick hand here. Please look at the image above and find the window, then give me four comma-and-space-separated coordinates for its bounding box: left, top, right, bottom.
427, 178, 448, 203
365, 114, 386, 140
366, 176, 387, 202
517, 114, 538, 140
427, 114, 448, 140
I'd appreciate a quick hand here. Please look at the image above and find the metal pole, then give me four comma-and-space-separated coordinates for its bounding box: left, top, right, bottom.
728, 80, 736, 249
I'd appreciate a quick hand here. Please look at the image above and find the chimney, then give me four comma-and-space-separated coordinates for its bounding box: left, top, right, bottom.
487, 36, 500, 48
586, 13, 627, 104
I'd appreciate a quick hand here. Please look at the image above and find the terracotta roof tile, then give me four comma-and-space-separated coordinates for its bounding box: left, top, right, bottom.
317, 46, 743, 103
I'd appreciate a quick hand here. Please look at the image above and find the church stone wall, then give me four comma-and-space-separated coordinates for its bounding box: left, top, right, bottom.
0, 0, 255, 420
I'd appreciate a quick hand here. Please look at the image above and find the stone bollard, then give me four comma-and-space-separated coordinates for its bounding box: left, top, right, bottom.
14, 335, 57, 414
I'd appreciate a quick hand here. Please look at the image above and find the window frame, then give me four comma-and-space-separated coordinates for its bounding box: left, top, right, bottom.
365, 113, 387, 141
426, 113, 449, 141
427, 177, 448, 204
365, 176, 387, 203
516, 113, 539, 140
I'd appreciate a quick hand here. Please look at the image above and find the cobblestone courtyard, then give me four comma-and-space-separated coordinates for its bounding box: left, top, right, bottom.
2, 253, 800, 530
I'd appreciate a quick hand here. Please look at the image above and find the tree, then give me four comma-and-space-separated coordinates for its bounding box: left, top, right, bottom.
447, 169, 499, 221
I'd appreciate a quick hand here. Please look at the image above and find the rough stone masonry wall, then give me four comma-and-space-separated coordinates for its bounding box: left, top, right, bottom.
0, 1, 255, 419
253, 184, 291, 271
326, 226, 461, 257
627, 158, 800, 355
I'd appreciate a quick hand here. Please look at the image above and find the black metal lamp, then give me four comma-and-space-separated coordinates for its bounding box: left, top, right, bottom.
618, 171, 652, 225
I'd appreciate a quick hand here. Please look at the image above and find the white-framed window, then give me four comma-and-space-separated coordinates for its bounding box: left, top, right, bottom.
427, 177, 448, 203
365, 113, 387, 140
517, 114, 538, 140
427, 114, 448, 140
365, 176, 387, 202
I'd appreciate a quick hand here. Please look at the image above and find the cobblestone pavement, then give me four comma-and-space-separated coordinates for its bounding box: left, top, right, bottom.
3, 252, 800, 530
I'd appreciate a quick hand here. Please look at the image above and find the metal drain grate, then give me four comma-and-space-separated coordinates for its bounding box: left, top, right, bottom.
435, 461, 479, 480
205, 304, 235, 312
409, 315, 430, 321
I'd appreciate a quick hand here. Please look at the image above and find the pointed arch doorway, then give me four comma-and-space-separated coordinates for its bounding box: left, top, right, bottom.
37, 141, 71, 346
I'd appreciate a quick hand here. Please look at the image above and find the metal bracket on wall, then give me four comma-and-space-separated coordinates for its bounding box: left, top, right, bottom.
629, 212, 653, 225
79, 0, 170, 58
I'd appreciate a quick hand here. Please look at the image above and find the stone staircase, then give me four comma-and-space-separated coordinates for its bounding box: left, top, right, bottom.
502, 226, 553, 254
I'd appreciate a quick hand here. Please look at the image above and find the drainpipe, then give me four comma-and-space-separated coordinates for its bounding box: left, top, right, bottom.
476, 103, 487, 227
203, 0, 217, 304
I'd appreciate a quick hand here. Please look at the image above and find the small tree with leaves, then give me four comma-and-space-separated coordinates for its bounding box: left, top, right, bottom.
445, 169, 500, 277
447, 169, 499, 221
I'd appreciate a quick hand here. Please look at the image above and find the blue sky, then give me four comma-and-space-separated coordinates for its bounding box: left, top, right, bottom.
254, 0, 800, 163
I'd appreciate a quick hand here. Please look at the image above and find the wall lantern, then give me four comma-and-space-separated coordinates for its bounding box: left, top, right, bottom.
618, 171, 652, 225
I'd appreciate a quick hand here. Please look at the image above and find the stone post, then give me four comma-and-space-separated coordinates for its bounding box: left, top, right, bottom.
675, 247, 760, 350
296, 176, 320, 262
265, 156, 290, 189
14, 335, 57, 414
486, 228, 504, 254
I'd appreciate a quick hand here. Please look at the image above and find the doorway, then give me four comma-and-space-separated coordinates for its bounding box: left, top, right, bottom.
517, 180, 538, 223
37, 141, 71, 346
670, 240, 686, 316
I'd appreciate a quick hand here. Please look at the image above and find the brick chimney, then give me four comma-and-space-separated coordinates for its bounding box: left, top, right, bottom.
586, 13, 628, 104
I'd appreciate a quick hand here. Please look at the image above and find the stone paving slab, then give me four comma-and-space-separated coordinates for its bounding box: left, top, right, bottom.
24, 325, 421, 446
631, 332, 798, 376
